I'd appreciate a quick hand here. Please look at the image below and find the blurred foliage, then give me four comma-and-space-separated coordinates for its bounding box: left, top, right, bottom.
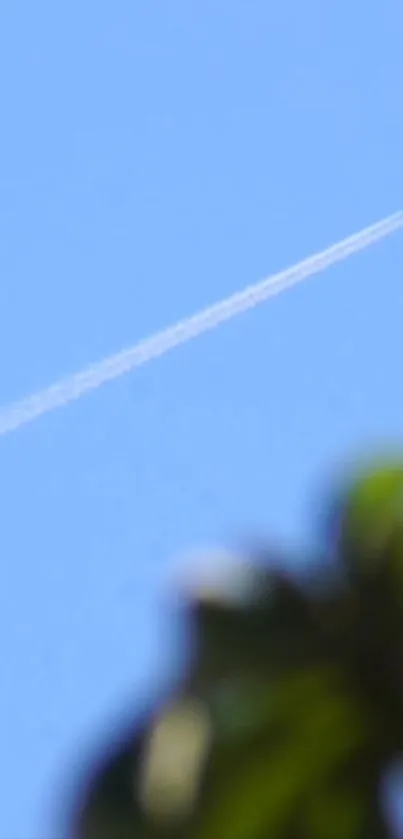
69, 459, 403, 839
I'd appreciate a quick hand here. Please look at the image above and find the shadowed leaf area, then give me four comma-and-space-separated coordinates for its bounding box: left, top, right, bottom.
69, 459, 403, 838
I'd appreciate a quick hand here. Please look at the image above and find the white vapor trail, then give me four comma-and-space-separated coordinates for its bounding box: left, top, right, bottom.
1, 210, 402, 437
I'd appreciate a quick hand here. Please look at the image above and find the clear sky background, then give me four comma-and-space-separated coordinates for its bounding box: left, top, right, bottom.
0, 2, 402, 837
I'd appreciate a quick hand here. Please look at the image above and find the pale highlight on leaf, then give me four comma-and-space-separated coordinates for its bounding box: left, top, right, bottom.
139, 699, 212, 825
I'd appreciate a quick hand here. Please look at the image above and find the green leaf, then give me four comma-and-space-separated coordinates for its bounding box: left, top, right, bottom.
190, 666, 371, 839
338, 461, 403, 569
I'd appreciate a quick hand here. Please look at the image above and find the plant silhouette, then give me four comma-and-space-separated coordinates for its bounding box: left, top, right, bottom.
70, 460, 403, 839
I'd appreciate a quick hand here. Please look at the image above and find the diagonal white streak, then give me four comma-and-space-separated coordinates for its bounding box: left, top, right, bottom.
1, 210, 402, 437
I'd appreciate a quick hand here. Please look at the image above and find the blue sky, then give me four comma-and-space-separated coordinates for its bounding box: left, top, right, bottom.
1, 1, 402, 836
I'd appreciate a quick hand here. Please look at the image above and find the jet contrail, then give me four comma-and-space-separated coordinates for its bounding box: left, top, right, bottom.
1, 210, 402, 438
